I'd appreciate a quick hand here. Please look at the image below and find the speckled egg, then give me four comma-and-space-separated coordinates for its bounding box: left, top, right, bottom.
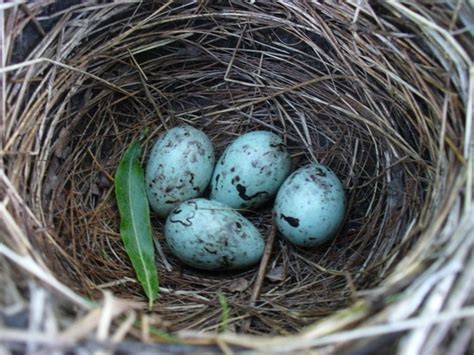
210, 131, 291, 210
145, 125, 215, 217
274, 163, 345, 247
165, 198, 264, 270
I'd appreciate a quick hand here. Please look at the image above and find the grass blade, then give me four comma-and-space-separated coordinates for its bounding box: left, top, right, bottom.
115, 140, 158, 308
218, 291, 229, 333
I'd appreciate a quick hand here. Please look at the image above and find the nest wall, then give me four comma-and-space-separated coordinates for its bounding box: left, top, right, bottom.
1, 1, 472, 353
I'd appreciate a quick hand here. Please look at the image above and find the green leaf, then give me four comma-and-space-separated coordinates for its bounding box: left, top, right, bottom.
217, 291, 229, 333
115, 140, 159, 308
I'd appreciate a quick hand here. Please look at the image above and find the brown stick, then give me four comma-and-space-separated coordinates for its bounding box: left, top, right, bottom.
242, 213, 277, 332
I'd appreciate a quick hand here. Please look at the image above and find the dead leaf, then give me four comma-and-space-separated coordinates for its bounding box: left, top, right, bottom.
91, 184, 100, 196
266, 266, 286, 282
226, 278, 249, 292
53, 128, 70, 158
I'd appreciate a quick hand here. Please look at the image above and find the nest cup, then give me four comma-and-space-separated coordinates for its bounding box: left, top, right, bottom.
2, 1, 473, 352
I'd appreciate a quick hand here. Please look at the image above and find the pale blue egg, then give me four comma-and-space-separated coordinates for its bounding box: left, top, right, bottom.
210, 131, 291, 210
146, 125, 215, 217
165, 198, 264, 270
274, 163, 345, 247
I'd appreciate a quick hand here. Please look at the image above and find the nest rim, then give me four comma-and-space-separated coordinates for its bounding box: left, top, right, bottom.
1, 1, 473, 353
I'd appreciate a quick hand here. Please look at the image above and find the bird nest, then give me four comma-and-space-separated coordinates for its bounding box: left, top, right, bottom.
1, 1, 473, 353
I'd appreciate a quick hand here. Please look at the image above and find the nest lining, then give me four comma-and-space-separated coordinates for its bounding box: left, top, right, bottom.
2, 0, 472, 349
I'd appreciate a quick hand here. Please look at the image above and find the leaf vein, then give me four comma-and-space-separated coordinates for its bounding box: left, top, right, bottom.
126, 149, 153, 298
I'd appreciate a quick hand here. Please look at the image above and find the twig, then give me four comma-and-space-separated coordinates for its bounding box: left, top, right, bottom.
250, 218, 277, 304
242, 214, 277, 332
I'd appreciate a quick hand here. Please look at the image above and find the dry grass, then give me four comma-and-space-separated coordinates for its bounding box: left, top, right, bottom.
1, 0, 472, 353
